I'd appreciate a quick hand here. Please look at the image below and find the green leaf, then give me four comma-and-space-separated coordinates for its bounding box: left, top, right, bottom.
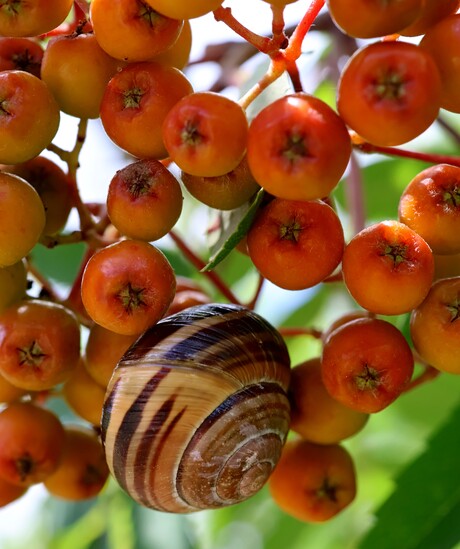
334, 157, 431, 223
358, 402, 460, 549
30, 241, 86, 288
201, 189, 265, 272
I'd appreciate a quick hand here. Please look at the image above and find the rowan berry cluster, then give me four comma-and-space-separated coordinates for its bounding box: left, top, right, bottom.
0, 0, 460, 532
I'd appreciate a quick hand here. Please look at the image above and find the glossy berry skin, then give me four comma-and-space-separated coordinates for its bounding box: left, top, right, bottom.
337, 41, 442, 146
433, 252, 460, 281
289, 358, 369, 444
399, 164, 460, 255
0, 0, 73, 37
0, 172, 45, 267
0, 260, 27, 315
321, 311, 370, 345
0, 372, 26, 404
0, 476, 27, 508
107, 159, 183, 242
100, 62, 193, 159
411, 277, 460, 374
401, 0, 460, 36
0, 402, 65, 487
90, 0, 183, 63
151, 19, 192, 69
420, 15, 460, 114
0, 299, 81, 391
81, 239, 176, 336
262, 0, 299, 5
41, 32, 122, 120
327, 0, 422, 38
321, 318, 414, 414
342, 220, 434, 315
85, 324, 138, 388
63, 360, 107, 426
162, 92, 248, 177
269, 439, 357, 523
0, 37, 43, 77
0, 70, 60, 165
166, 289, 212, 316
44, 426, 110, 501
143, 0, 224, 20
247, 93, 351, 201
180, 155, 260, 210
3, 156, 74, 236
247, 198, 344, 290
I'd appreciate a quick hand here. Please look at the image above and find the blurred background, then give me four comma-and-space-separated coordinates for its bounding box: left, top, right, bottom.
2, 2, 460, 548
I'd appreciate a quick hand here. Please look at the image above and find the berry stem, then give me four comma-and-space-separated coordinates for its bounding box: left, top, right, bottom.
285, 0, 326, 62
247, 274, 266, 310
354, 139, 460, 167
271, 5, 287, 48
278, 326, 323, 339
437, 116, 460, 146
67, 119, 96, 233
25, 258, 60, 301
168, 230, 242, 306
286, 59, 304, 92
39, 231, 85, 248
345, 153, 366, 235
213, 7, 272, 53
403, 365, 440, 393
74, 0, 90, 20
48, 119, 94, 232
239, 56, 286, 110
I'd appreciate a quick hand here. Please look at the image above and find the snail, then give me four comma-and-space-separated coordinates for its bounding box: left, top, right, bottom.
101, 303, 291, 513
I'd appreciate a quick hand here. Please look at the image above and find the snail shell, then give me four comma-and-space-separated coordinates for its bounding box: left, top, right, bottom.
101, 303, 291, 513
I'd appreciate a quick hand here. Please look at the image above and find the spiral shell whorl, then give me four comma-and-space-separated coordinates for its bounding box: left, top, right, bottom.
101, 303, 291, 513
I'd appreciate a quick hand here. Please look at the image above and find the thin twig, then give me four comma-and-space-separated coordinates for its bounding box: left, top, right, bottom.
354, 140, 460, 167
285, 0, 326, 62
346, 153, 366, 235
213, 6, 272, 53
278, 326, 323, 339
168, 230, 242, 306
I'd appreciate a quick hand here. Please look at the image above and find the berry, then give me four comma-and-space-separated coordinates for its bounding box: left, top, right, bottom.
81, 239, 176, 335
44, 425, 110, 501
162, 92, 248, 177
90, 0, 183, 63
337, 41, 442, 146
0, 172, 45, 267
247, 93, 351, 201
100, 61, 193, 159
321, 318, 414, 413
247, 198, 344, 290
107, 159, 183, 242
342, 220, 434, 315
0, 70, 60, 165
411, 277, 460, 374
269, 439, 357, 522
0, 402, 65, 487
289, 357, 369, 444
0, 299, 81, 391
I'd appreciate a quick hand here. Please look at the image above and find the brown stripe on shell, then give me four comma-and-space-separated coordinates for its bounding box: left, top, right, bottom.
141, 405, 187, 510
120, 321, 185, 367
133, 395, 177, 506
121, 303, 241, 367
100, 376, 121, 446
121, 305, 290, 391
111, 367, 170, 491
